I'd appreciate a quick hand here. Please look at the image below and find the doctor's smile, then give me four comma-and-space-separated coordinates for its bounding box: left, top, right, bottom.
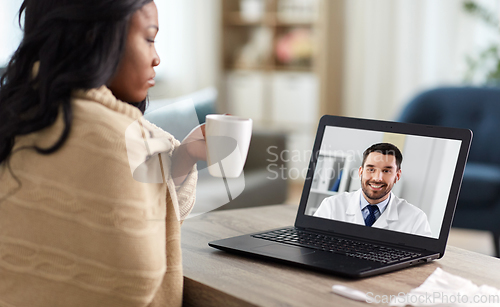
367, 182, 386, 191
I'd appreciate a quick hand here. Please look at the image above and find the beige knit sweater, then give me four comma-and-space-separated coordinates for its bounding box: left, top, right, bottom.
0, 86, 197, 307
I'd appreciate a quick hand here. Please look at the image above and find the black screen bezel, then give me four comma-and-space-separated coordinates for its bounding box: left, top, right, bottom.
294, 115, 472, 256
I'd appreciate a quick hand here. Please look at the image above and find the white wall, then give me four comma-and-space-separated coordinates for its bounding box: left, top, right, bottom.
152, 0, 221, 99
427, 140, 462, 236
403, 136, 461, 236
0, 0, 222, 100
343, 0, 500, 121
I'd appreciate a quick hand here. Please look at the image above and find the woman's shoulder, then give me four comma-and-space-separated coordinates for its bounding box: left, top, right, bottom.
72, 86, 142, 125
70, 86, 149, 143
71, 86, 175, 141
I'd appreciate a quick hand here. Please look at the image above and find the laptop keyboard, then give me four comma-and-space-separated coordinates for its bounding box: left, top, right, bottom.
252, 227, 422, 264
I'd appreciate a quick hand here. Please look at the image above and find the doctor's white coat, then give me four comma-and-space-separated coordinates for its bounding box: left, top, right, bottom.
313, 189, 432, 237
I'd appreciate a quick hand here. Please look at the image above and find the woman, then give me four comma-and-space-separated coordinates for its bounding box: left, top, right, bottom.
0, 1, 204, 306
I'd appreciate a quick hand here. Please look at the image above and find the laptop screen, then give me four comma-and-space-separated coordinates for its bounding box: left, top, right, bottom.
304, 125, 462, 239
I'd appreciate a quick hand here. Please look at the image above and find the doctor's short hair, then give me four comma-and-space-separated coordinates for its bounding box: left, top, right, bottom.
361, 143, 403, 170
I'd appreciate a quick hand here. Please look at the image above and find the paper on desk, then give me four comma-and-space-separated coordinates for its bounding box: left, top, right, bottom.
389, 268, 500, 307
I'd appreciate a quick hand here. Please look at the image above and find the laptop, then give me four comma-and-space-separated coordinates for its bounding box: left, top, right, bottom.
209, 115, 472, 278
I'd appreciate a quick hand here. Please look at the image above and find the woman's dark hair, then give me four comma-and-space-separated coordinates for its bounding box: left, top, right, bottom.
0, 0, 154, 164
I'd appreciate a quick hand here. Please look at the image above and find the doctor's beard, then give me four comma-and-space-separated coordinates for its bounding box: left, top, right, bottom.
360, 179, 394, 203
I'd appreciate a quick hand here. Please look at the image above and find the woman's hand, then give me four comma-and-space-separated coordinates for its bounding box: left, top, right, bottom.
183, 124, 207, 161
171, 124, 207, 186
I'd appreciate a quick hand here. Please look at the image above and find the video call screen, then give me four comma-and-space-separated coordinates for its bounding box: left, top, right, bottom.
304, 126, 462, 239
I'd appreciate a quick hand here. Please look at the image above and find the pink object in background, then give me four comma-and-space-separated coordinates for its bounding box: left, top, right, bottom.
275, 28, 313, 65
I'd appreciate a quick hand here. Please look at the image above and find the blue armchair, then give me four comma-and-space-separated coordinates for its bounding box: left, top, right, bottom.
398, 86, 500, 257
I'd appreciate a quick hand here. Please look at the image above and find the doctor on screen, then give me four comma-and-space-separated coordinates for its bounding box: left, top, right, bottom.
314, 143, 432, 237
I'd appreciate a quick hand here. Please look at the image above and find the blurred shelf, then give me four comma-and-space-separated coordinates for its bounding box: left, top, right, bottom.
224, 65, 312, 72
224, 12, 276, 26
223, 13, 316, 27
224, 64, 274, 71
274, 65, 313, 72
275, 20, 316, 27
221, 0, 330, 133
221, 0, 344, 183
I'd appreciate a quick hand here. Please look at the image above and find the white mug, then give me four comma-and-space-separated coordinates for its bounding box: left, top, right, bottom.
205, 115, 253, 178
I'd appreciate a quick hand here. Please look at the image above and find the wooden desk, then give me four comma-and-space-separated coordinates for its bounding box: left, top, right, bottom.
181, 204, 500, 306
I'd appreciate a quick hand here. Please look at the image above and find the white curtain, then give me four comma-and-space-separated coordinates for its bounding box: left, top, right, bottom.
342, 0, 500, 121
0, 0, 24, 67
154, 0, 221, 98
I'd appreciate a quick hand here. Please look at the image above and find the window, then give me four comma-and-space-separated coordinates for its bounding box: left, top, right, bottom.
0, 1, 23, 67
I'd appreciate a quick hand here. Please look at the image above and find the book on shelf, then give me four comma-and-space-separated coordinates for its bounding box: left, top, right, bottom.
312, 154, 346, 192
329, 169, 342, 192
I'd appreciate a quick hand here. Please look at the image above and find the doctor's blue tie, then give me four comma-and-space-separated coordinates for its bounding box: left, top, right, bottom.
365, 205, 380, 227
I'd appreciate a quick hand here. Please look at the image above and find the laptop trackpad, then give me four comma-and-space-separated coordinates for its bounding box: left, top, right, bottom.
252, 244, 316, 259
